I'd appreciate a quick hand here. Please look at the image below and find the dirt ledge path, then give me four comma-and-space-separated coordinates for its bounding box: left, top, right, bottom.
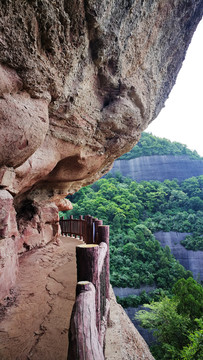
0, 236, 82, 360
0, 236, 154, 360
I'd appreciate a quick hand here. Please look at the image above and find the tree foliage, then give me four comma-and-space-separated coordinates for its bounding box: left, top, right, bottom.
136, 278, 203, 360
59, 173, 203, 291
119, 132, 202, 160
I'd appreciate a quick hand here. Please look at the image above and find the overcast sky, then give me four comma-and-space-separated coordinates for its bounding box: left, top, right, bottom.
146, 18, 203, 156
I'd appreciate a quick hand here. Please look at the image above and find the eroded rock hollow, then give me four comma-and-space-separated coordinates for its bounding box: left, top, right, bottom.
0, 0, 202, 300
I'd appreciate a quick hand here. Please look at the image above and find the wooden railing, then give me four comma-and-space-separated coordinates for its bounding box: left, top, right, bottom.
59, 215, 104, 244
60, 216, 110, 360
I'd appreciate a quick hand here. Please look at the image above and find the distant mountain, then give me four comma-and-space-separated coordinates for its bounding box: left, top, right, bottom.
108, 133, 203, 280
110, 133, 203, 182
110, 155, 203, 182
119, 132, 202, 160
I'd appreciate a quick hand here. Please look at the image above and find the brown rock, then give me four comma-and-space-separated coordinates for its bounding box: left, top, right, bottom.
0, 166, 15, 189
0, 238, 19, 300
0, 190, 19, 300
0, 0, 202, 303
0, 0, 202, 204
55, 198, 73, 212
0, 91, 49, 168
17, 202, 60, 253
0, 190, 18, 240
105, 287, 155, 360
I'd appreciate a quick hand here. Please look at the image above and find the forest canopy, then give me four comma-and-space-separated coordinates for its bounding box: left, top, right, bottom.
136, 277, 203, 360
119, 132, 202, 160
60, 174, 203, 293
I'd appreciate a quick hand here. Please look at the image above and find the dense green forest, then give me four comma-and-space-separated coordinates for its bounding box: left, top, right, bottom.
119, 132, 202, 160
60, 173, 203, 294
136, 277, 203, 360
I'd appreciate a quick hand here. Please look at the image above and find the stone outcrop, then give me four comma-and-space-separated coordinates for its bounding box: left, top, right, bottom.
0, 190, 19, 299
125, 306, 156, 347
105, 288, 154, 360
154, 231, 203, 281
109, 155, 203, 182
113, 285, 156, 298
0, 1, 202, 300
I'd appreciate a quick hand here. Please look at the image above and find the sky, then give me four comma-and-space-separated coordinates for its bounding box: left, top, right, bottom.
146, 18, 203, 156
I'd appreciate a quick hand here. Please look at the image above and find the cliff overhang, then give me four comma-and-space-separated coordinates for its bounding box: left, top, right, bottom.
0, 0, 202, 300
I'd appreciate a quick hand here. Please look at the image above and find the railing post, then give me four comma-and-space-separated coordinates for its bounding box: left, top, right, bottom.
68, 281, 104, 360
85, 215, 93, 244
98, 226, 110, 300
70, 215, 73, 237
95, 220, 103, 244
76, 244, 101, 334
79, 215, 83, 240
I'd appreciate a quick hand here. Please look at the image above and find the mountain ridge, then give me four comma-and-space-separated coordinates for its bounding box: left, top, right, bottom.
110, 154, 203, 182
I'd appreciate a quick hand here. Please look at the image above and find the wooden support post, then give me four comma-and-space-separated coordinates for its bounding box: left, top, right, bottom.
68, 281, 104, 360
95, 220, 103, 244
76, 244, 101, 334
98, 226, 110, 300
86, 215, 93, 244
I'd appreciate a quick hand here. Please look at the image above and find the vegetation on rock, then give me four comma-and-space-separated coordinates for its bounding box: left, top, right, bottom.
119, 132, 202, 160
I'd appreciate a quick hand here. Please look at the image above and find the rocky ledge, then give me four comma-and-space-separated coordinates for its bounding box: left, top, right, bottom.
0, 1, 202, 299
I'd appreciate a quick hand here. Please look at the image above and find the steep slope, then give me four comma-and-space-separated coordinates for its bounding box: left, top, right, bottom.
108, 135, 203, 279
109, 133, 203, 181
154, 231, 203, 281
110, 155, 203, 182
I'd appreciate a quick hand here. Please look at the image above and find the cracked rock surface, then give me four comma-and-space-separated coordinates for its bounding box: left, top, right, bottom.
0, 237, 154, 360
0, 237, 78, 360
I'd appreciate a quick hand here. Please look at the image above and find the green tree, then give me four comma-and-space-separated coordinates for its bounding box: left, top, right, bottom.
180, 318, 203, 360
173, 278, 203, 323
136, 278, 203, 360
136, 296, 189, 359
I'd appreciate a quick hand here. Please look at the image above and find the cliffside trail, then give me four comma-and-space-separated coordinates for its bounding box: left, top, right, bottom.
0, 236, 154, 360
0, 236, 80, 360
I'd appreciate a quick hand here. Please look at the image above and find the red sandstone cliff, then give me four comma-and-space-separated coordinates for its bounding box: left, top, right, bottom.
0, 0, 202, 322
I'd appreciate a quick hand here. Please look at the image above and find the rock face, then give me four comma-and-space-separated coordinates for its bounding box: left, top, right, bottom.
154, 231, 203, 281
0, 1, 202, 300
105, 288, 155, 360
110, 155, 203, 182
113, 285, 156, 298
124, 306, 156, 347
